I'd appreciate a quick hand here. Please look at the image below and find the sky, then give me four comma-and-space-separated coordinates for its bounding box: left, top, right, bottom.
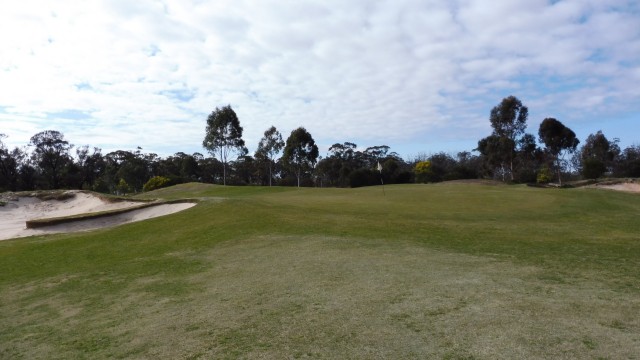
1, 0, 639, 160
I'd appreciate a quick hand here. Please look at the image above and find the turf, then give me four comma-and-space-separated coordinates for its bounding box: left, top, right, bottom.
0, 182, 639, 359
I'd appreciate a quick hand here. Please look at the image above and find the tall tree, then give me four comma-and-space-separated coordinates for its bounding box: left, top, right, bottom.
76, 145, 105, 190
255, 126, 284, 186
616, 145, 640, 177
579, 130, 620, 179
318, 142, 359, 187
328, 142, 357, 160
102, 149, 151, 193
202, 105, 245, 185
476, 135, 514, 181
29, 130, 73, 189
363, 145, 390, 167
489, 96, 528, 181
0, 134, 19, 191
17, 148, 37, 191
232, 149, 256, 185
514, 133, 543, 183
538, 118, 579, 185
282, 127, 319, 187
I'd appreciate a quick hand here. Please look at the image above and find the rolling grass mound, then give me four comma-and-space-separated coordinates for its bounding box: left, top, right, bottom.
1, 183, 639, 358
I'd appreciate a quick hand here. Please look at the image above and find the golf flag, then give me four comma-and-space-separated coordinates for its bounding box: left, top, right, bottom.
377, 161, 385, 196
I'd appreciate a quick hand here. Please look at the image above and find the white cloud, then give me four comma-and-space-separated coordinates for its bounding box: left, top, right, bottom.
0, 0, 638, 157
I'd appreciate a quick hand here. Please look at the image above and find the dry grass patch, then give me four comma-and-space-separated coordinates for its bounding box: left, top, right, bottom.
4, 236, 631, 359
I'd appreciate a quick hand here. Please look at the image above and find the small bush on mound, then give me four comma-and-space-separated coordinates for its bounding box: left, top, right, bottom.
143, 176, 172, 192
537, 166, 552, 184
36, 191, 76, 201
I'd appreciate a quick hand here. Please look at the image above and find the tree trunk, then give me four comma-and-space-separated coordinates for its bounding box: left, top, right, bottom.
509, 155, 514, 181
220, 148, 226, 186
556, 158, 562, 186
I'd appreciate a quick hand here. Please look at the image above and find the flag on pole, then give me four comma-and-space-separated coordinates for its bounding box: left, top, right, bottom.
377, 161, 385, 196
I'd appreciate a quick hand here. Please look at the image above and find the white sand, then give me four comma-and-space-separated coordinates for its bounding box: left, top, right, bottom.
593, 182, 640, 193
0, 191, 195, 241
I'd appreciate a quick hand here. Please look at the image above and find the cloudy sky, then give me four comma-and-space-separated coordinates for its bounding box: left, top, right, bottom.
1, 0, 639, 159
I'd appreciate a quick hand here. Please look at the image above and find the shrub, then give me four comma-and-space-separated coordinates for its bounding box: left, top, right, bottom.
537, 166, 552, 184
349, 169, 378, 188
582, 158, 606, 179
414, 161, 433, 183
116, 179, 131, 195
143, 176, 172, 192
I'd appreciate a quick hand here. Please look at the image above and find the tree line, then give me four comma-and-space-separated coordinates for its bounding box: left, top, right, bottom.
1, 96, 639, 193
474, 96, 640, 185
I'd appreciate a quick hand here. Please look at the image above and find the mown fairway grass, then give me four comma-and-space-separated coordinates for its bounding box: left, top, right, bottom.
1, 182, 639, 359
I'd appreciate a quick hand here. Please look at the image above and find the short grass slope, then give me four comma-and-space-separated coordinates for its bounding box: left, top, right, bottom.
1, 182, 639, 359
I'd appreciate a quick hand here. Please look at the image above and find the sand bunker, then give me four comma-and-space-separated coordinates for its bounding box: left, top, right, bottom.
0, 191, 195, 241
591, 182, 640, 193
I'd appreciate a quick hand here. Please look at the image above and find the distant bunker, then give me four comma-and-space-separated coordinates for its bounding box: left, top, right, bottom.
0, 191, 195, 240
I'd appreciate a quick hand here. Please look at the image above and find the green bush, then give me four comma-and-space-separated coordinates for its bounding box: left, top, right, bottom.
349, 169, 378, 188
414, 161, 433, 183
143, 176, 172, 192
537, 166, 552, 184
116, 179, 131, 195
582, 158, 606, 179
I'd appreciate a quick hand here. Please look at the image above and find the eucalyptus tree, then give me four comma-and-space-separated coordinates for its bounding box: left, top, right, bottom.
102, 149, 150, 193
75, 145, 105, 189
617, 145, 640, 177
29, 130, 73, 189
282, 127, 319, 187
514, 133, 543, 183
255, 126, 285, 186
0, 134, 19, 191
538, 118, 579, 185
363, 145, 390, 167
477, 135, 514, 181
579, 131, 620, 178
489, 96, 529, 180
202, 105, 245, 185
317, 142, 359, 187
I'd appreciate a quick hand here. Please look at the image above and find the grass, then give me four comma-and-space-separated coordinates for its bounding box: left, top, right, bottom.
1, 182, 639, 359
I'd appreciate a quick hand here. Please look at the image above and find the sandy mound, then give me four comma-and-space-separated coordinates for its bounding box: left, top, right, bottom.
591, 182, 640, 193
0, 191, 195, 241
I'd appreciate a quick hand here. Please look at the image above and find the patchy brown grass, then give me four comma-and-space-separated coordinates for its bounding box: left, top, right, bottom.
4, 236, 637, 359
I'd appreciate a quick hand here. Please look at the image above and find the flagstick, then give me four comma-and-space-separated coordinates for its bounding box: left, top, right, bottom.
377, 161, 385, 196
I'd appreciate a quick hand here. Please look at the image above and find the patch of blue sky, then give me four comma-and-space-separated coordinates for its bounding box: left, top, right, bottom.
579, 112, 640, 147
587, 49, 609, 63
514, 73, 586, 94
146, 44, 160, 57
75, 82, 93, 91
161, 89, 195, 102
